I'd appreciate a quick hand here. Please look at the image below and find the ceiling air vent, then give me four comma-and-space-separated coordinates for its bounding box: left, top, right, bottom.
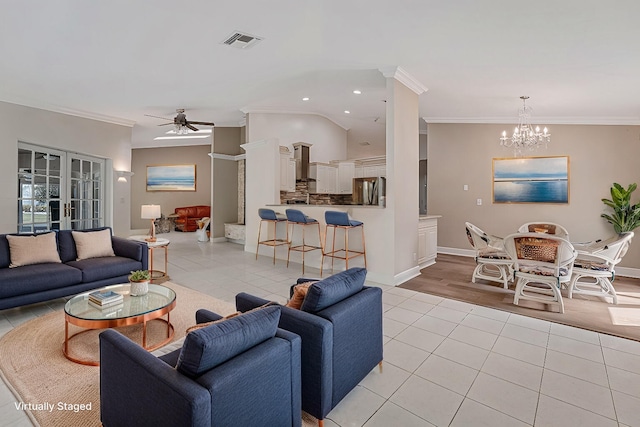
222, 31, 263, 49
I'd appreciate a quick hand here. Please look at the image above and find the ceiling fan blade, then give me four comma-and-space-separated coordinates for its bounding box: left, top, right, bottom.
144, 114, 173, 121
185, 123, 199, 132
188, 121, 216, 126
158, 123, 174, 126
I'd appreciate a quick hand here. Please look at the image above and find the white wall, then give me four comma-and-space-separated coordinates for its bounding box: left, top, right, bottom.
0, 102, 133, 235
246, 113, 347, 162
346, 123, 386, 159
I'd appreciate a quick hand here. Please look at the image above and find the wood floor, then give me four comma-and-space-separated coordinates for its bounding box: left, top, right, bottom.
401, 254, 640, 342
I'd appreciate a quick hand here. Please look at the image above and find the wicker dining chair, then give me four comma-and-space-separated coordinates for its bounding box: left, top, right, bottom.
568, 232, 634, 304
503, 233, 577, 314
518, 222, 570, 240
465, 222, 513, 289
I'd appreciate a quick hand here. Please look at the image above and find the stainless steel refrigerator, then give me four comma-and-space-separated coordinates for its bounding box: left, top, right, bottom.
353, 177, 386, 206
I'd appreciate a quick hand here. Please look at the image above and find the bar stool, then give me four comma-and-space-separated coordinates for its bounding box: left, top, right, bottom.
322, 210, 367, 275
285, 209, 323, 274
256, 208, 289, 264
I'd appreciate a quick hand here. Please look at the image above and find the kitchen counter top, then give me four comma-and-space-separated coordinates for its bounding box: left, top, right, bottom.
419, 215, 442, 220
267, 204, 385, 209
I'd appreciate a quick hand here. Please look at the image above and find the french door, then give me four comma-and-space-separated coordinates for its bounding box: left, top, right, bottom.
17, 143, 106, 233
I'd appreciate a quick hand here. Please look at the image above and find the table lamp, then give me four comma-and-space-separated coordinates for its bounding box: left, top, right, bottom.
141, 204, 161, 242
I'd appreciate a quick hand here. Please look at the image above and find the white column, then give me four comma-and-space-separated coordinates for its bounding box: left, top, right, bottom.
378, 67, 428, 284
240, 138, 280, 254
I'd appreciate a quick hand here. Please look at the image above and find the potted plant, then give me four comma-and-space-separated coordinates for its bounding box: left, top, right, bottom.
601, 183, 640, 233
128, 270, 151, 296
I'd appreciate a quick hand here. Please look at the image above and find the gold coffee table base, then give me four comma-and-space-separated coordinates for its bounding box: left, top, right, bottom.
63, 313, 175, 366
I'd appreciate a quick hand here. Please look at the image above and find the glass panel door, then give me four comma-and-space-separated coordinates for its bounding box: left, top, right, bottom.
17, 147, 65, 233
18, 143, 106, 233
68, 154, 104, 230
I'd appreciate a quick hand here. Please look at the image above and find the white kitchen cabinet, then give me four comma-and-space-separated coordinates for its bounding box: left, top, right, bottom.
336, 161, 355, 194
418, 216, 438, 268
309, 163, 337, 193
279, 152, 296, 192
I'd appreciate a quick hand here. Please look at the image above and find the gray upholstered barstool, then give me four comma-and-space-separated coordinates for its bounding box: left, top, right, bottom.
255, 208, 289, 264
322, 210, 367, 275
285, 209, 323, 274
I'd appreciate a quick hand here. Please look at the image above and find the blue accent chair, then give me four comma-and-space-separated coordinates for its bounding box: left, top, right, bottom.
99, 306, 302, 427
236, 268, 383, 427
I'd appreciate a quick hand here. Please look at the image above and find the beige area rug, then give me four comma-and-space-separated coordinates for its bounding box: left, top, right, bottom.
0, 282, 317, 427
403, 254, 640, 342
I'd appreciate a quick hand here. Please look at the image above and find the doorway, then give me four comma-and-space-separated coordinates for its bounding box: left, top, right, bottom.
18, 143, 106, 233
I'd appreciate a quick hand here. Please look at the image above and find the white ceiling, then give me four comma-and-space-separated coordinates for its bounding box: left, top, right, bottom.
1, 0, 639, 149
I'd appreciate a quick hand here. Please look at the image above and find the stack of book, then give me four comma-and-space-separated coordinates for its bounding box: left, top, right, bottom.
88, 290, 123, 309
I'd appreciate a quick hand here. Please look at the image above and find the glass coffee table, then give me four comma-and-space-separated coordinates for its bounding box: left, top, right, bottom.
63, 283, 176, 366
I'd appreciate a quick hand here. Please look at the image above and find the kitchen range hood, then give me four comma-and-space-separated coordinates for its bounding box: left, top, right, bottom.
293, 142, 312, 181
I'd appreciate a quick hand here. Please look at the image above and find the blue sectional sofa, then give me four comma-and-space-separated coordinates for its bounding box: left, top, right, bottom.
0, 227, 148, 310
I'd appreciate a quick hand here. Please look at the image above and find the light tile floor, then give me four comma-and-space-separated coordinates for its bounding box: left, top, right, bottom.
2, 232, 640, 426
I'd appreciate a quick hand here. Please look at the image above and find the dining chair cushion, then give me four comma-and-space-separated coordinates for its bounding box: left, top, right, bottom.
517, 264, 570, 277
478, 248, 510, 259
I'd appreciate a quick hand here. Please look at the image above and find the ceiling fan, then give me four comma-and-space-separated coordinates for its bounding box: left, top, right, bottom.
146, 109, 215, 133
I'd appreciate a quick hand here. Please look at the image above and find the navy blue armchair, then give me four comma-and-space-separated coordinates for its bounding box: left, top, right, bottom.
99, 306, 302, 427
236, 268, 383, 426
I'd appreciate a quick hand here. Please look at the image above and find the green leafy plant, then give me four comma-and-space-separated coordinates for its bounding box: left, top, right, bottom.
601, 183, 640, 233
129, 270, 151, 282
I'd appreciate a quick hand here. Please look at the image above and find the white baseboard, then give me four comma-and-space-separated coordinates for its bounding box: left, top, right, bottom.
224, 238, 245, 245
438, 246, 475, 258
615, 266, 640, 279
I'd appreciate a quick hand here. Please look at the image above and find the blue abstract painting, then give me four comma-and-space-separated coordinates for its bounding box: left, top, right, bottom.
146, 165, 196, 191
493, 157, 569, 203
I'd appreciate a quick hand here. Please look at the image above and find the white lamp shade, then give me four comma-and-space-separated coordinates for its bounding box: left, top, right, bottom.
141, 204, 161, 219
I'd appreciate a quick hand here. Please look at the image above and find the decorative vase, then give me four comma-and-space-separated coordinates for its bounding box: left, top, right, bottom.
130, 280, 149, 296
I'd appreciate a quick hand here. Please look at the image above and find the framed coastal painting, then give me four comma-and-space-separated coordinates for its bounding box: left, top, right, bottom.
492, 156, 569, 204
146, 164, 196, 192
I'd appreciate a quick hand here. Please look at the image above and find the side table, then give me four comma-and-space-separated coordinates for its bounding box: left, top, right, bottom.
128, 235, 170, 282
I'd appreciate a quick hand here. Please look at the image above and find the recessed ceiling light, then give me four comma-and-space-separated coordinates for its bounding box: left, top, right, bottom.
353, 90, 362, 95
302, 97, 310, 101
344, 110, 350, 114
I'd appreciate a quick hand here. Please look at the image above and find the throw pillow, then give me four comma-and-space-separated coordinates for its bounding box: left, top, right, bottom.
6, 232, 62, 268
71, 229, 115, 261
300, 267, 367, 313
176, 305, 281, 378
185, 312, 240, 334
185, 301, 279, 334
285, 281, 315, 309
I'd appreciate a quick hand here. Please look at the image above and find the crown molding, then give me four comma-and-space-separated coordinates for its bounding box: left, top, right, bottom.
378, 66, 428, 95
0, 96, 136, 127
422, 116, 640, 125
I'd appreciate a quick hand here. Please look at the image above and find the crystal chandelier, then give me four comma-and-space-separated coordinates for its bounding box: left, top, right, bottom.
499, 96, 550, 156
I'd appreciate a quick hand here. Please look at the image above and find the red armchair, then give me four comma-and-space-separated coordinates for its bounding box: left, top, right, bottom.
173, 206, 210, 232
